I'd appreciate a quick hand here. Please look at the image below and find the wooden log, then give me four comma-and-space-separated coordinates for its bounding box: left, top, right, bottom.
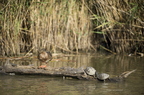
0, 59, 136, 82
2, 60, 92, 80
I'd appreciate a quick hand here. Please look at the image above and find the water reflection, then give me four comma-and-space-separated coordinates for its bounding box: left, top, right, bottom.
0, 53, 144, 95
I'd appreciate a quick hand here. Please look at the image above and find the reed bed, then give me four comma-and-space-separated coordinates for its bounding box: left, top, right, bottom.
0, 0, 143, 56
30, 0, 93, 54
92, 0, 144, 53
0, 0, 93, 56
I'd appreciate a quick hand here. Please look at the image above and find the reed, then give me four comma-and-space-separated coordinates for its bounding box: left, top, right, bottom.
0, 0, 143, 56
0, 0, 29, 56
0, 0, 93, 56
30, 0, 93, 53
92, 0, 144, 53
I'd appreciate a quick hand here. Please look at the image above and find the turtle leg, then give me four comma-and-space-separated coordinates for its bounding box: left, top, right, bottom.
103, 79, 105, 83
93, 74, 96, 78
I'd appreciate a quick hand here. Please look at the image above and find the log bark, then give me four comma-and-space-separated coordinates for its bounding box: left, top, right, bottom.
1, 60, 93, 80
0, 60, 136, 82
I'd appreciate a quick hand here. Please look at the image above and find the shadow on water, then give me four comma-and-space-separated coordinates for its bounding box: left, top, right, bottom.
0, 53, 144, 95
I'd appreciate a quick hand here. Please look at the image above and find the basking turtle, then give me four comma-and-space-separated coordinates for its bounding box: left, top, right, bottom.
95, 72, 109, 81
37, 49, 52, 68
84, 67, 96, 77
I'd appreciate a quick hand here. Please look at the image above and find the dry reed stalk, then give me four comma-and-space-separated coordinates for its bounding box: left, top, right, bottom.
29, 0, 93, 54
93, 0, 144, 53
1, 0, 32, 56
0, 0, 143, 56
1, 0, 93, 56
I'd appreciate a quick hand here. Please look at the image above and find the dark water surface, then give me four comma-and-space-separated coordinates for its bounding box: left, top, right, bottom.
0, 53, 144, 95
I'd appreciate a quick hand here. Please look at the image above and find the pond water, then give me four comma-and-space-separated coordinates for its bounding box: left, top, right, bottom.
0, 53, 144, 95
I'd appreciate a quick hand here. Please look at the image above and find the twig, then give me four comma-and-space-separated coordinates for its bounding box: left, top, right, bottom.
100, 45, 116, 54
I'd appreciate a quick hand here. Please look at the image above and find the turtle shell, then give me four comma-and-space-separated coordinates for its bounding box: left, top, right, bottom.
85, 67, 96, 76
96, 72, 109, 80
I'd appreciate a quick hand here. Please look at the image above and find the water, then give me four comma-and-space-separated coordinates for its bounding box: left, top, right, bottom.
0, 53, 144, 95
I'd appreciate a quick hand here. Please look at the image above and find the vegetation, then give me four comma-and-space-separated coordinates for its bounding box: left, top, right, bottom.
92, 0, 144, 53
0, 0, 143, 56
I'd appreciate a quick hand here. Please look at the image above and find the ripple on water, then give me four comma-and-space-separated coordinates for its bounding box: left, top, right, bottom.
0, 54, 143, 95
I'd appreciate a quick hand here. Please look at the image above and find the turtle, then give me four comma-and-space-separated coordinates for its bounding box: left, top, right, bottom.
84, 67, 96, 77
95, 72, 109, 81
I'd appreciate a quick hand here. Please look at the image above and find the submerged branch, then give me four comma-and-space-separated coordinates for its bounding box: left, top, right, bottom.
100, 45, 116, 54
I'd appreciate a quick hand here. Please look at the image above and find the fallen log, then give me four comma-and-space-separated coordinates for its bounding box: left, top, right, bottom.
1, 59, 90, 79
0, 59, 136, 82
